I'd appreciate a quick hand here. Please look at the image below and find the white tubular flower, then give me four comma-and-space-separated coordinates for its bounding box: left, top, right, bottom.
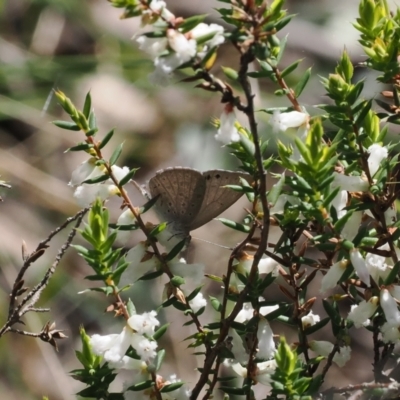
130, 335, 158, 362
148, 54, 183, 86
90, 332, 125, 361
73, 183, 119, 207
309, 340, 351, 367
90, 327, 134, 367
215, 104, 240, 144
117, 357, 148, 371
331, 189, 348, 220
190, 23, 225, 45
231, 360, 277, 386
380, 289, 400, 325
69, 158, 98, 186
341, 211, 362, 241
260, 304, 279, 316
225, 328, 249, 364
257, 319, 276, 360
368, 143, 388, 177
349, 249, 370, 286
235, 297, 278, 323
111, 165, 130, 182
385, 204, 397, 226
138, 29, 196, 86
332, 172, 369, 192
301, 311, 321, 329
189, 22, 225, 59
189, 292, 207, 313
365, 246, 390, 283
128, 311, 160, 335
116, 208, 137, 244
320, 259, 348, 293
125, 242, 159, 282
70, 164, 128, 207
136, 35, 168, 59
258, 257, 280, 276
91, 314, 160, 367
235, 302, 254, 323
148, 0, 175, 22
235, 253, 279, 277
380, 289, 400, 343
118, 208, 136, 226
270, 110, 309, 133
347, 297, 379, 328
167, 29, 196, 61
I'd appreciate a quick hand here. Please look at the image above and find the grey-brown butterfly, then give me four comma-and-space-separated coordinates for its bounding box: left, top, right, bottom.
148, 167, 252, 240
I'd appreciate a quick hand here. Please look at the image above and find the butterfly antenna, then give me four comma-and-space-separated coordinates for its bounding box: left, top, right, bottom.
132, 180, 150, 200
191, 236, 233, 250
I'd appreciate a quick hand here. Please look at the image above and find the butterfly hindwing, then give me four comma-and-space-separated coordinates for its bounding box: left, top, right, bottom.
189, 170, 252, 231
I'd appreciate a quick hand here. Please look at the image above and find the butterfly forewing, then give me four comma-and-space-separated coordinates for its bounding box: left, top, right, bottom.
148, 168, 206, 235
189, 170, 252, 231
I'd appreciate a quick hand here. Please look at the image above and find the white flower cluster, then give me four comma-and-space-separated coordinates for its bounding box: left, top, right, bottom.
226, 298, 278, 385
69, 158, 129, 207
90, 310, 160, 368
137, 3, 225, 86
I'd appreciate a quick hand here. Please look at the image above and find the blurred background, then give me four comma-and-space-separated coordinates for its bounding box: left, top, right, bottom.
0, 0, 396, 399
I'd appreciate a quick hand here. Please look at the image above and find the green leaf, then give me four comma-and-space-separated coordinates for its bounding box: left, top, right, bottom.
126, 298, 136, 316
274, 14, 295, 32
179, 14, 208, 33
149, 222, 167, 237
140, 195, 159, 213
99, 129, 115, 149
127, 380, 154, 391
275, 35, 288, 63
83, 91, 92, 119
240, 134, 255, 156
384, 261, 400, 285
112, 261, 130, 285
171, 275, 185, 287
154, 349, 165, 372
67, 143, 94, 152
109, 142, 124, 166
153, 324, 169, 341
217, 218, 250, 233
165, 239, 187, 261
205, 274, 223, 283
139, 270, 163, 281
85, 128, 98, 137
303, 317, 330, 335
52, 120, 81, 131
160, 382, 185, 393
268, 174, 285, 206
109, 223, 138, 231
119, 168, 140, 186
186, 286, 203, 302
221, 66, 238, 81
88, 111, 97, 131
219, 386, 247, 395
82, 174, 109, 184
294, 67, 311, 98
210, 296, 222, 312
281, 59, 303, 78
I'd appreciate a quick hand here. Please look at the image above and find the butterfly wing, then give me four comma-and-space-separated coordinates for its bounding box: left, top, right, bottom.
189, 170, 252, 231
148, 167, 206, 236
